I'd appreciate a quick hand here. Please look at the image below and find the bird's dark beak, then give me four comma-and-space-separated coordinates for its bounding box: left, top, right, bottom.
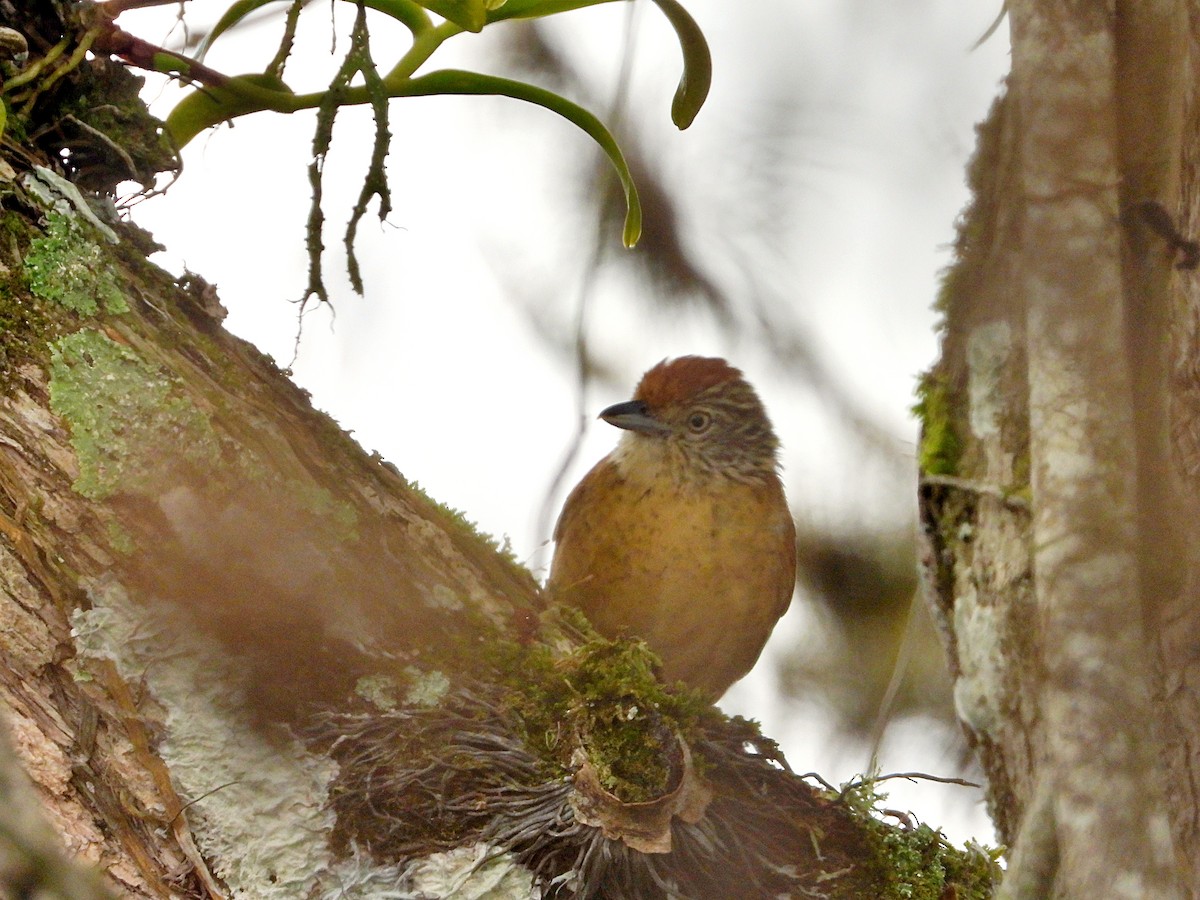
599, 400, 672, 436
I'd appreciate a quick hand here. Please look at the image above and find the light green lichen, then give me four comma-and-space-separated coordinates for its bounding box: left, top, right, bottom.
952, 582, 1007, 739
429, 583, 465, 612
403, 667, 451, 707
24, 212, 128, 315
356, 670, 450, 712
105, 519, 136, 555
292, 480, 358, 540
355, 674, 403, 710
48, 329, 220, 499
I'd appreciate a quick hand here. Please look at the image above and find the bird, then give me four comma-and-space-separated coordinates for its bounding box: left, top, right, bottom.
547, 356, 797, 699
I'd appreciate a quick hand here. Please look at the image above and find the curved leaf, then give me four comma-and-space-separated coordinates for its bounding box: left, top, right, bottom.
165, 74, 295, 148
196, 0, 278, 61
364, 0, 437, 33
401, 69, 642, 246
486, 0, 710, 129
648, 0, 711, 129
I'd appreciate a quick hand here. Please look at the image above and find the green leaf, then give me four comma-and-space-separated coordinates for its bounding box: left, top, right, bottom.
364, 0, 437, 33
486, 0, 710, 129
648, 0, 711, 129
164, 74, 295, 148
196, 0, 278, 60
410, 0, 487, 31
400, 69, 642, 246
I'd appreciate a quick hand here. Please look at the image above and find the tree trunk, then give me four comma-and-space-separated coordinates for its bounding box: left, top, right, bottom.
919, 1, 1198, 896
0, 5, 996, 899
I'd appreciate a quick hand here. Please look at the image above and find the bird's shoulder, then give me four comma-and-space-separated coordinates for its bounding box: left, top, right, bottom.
552, 453, 627, 543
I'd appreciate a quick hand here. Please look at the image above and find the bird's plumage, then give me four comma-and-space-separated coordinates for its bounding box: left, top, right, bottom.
548, 356, 796, 698
632, 356, 744, 409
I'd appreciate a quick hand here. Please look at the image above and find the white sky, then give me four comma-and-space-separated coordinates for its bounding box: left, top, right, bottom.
122, 0, 1010, 847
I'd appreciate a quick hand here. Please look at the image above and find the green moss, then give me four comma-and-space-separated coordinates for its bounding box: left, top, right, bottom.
52, 58, 178, 192
842, 779, 1002, 899
913, 372, 961, 476
495, 623, 714, 803
24, 212, 128, 315
409, 477, 522, 570
48, 329, 220, 499
0, 272, 55, 378
921, 95, 1009, 481
2, 103, 26, 144
0, 208, 27, 243
874, 823, 1000, 899
0, 211, 76, 381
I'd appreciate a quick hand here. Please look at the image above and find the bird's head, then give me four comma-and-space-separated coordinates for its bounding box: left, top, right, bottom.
601, 356, 781, 481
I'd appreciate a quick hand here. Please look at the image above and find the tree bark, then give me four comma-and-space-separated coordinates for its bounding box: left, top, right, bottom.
919, 0, 1196, 896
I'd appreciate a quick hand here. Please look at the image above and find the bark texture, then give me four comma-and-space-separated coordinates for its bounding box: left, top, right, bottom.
919, 0, 1197, 896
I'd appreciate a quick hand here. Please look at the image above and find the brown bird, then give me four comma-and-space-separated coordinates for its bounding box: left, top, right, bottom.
548, 356, 797, 698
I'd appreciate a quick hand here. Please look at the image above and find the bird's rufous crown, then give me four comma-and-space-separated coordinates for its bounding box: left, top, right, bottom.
632, 356, 744, 410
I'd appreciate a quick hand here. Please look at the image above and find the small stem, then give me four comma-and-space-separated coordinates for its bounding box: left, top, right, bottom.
18, 29, 99, 116
382, 19, 461, 86
2, 37, 69, 92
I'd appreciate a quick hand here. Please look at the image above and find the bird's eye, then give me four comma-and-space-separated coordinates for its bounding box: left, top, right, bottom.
687, 411, 712, 433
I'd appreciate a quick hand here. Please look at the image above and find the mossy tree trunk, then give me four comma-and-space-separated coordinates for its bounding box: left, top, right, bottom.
918, 1, 1200, 896
0, 6, 998, 900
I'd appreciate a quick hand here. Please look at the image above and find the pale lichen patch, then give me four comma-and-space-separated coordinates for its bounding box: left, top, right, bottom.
967, 320, 1012, 441
71, 576, 341, 898
403, 667, 451, 707
403, 843, 536, 900
951, 582, 1006, 739
354, 673, 403, 710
